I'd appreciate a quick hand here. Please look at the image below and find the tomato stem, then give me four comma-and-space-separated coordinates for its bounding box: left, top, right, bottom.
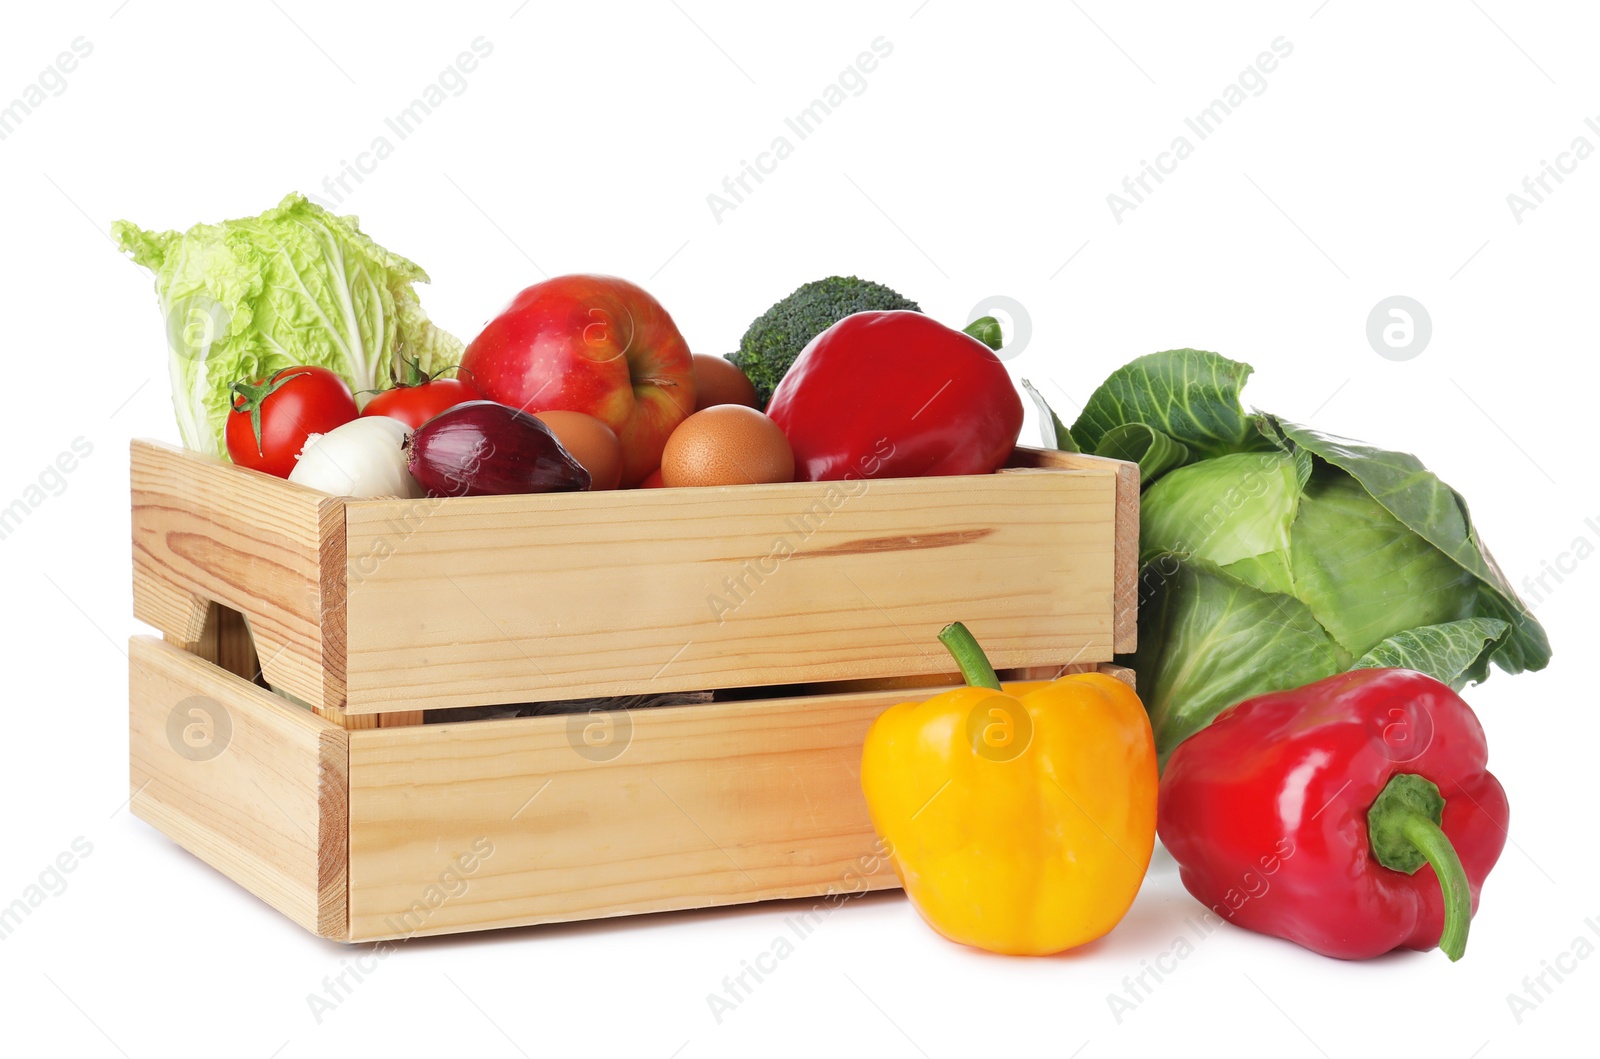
230, 370, 310, 457
383, 355, 476, 391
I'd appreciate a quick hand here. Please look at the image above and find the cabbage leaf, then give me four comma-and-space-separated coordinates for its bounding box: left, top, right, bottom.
1264, 415, 1550, 674
1071, 348, 1551, 760
1135, 555, 1348, 764
1352, 618, 1511, 689
1071, 349, 1269, 462
114, 193, 461, 457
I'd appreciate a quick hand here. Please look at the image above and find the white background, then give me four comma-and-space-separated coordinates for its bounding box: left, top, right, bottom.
2, 1, 1596, 1056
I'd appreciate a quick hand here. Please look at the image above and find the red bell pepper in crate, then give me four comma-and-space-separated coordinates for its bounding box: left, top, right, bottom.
765, 311, 1023, 482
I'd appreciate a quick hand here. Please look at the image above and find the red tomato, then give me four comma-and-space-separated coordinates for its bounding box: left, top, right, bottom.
225, 366, 358, 478
360, 377, 480, 430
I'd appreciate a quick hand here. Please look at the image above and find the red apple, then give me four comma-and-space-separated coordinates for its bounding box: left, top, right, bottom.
460, 275, 697, 486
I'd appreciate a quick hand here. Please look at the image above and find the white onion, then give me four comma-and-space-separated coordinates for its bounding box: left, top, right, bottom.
288, 416, 423, 498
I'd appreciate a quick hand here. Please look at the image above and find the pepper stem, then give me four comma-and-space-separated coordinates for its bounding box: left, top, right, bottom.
938, 622, 1002, 691
962, 316, 1004, 351
1367, 773, 1472, 962
1402, 812, 1471, 961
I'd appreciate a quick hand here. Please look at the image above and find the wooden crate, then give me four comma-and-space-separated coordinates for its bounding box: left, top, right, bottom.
128, 440, 1138, 941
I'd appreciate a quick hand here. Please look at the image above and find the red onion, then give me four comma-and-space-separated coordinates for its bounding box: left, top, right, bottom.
405, 401, 591, 497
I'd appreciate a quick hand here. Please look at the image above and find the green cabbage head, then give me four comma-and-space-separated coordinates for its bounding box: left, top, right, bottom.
1066, 350, 1550, 762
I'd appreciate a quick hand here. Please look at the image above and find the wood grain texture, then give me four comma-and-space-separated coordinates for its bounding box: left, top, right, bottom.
795, 661, 1135, 695
345, 687, 912, 940
1007, 446, 1139, 652
1098, 662, 1136, 688
1005, 662, 1137, 687
318, 708, 427, 730
129, 635, 348, 938
181, 602, 262, 681
132, 440, 346, 712
340, 467, 1119, 713
178, 602, 424, 729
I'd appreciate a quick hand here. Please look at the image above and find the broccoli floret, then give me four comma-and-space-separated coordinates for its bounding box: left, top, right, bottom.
731, 276, 920, 407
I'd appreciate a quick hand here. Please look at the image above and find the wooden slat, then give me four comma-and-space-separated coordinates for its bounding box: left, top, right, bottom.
1007, 446, 1139, 652
340, 467, 1119, 713
129, 635, 348, 937
173, 601, 425, 730
346, 688, 911, 941
795, 661, 1135, 695
1098, 662, 1136, 688
131, 440, 346, 713
178, 602, 262, 681
1006, 661, 1137, 687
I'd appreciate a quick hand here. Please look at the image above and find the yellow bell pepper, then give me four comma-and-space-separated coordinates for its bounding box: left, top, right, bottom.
860, 622, 1159, 955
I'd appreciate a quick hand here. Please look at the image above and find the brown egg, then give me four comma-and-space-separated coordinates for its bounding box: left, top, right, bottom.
661, 406, 794, 487
533, 410, 623, 490
692, 354, 759, 411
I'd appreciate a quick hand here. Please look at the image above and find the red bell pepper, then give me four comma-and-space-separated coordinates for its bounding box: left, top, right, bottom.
1158, 668, 1508, 961
765, 311, 1024, 481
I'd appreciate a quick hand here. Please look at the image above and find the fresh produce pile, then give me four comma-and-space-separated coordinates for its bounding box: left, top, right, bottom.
113, 194, 462, 461
115, 197, 1018, 498
116, 197, 1550, 964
